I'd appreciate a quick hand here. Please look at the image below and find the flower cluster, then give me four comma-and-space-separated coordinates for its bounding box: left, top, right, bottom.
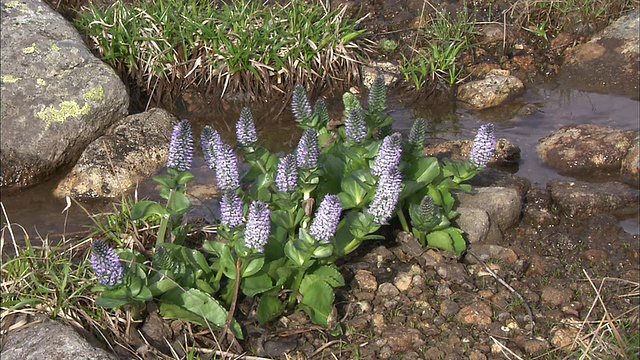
469, 123, 496, 168
309, 195, 342, 243
314, 99, 329, 127
201, 125, 223, 170
152, 246, 174, 271
292, 85, 313, 124
345, 107, 367, 143
167, 119, 194, 171
419, 195, 437, 224
276, 153, 298, 193
408, 118, 427, 150
236, 107, 257, 147
368, 76, 387, 114
296, 128, 319, 169
220, 189, 244, 228
215, 144, 240, 191
372, 133, 403, 176
245, 201, 271, 252
90, 239, 124, 287
369, 168, 402, 224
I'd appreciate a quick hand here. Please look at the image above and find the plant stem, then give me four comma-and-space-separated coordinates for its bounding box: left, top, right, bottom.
223, 257, 242, 339
288, 253, 312, 309
396, 207, 410, 233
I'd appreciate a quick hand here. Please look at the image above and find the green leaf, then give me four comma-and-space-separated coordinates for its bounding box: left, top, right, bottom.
95, 294, 129, 308
426, 230, 455, 254
159, 288, 243, 339
257, 294, 285, 325
300, 279, 334, 327
312, 265, 345, 288
168, 191, 192, 215
242, 257, 265, 278
443, 227, 467, 256
174, 170, 195, 185
405, 157, 440, 185
284, 240, 306, 267
241, 272, 273, 296
131, 200, 167, 220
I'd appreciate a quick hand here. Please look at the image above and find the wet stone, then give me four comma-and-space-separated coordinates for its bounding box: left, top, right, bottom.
540, 285, 574, 307
547, 180, 639, 219
525, 255, 563, 277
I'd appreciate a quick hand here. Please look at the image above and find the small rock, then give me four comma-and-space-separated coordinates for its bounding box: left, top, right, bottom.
582, 249, 608, 264
381, 326, 425, 352
468, 349, 488, 360
377, 282, 400, 297
457, 69, 524, 110
456, 301, 493, 325
525, 255, 563, 277
621, 138, 639, 186
423, 346, 446, 359
514, 336, 550, 356
440, 299, 460, 318
436, 263, 474, 286
394, 272, 413, 292
354, 270, 378, 292
465, 244, 518, 265
361, 61, 401, 88
550, 325, 580, 350
371, 313, 386, 328
540, 285, 574, 307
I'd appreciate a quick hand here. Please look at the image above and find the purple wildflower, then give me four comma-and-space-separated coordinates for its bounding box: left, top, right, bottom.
201, 125, 223, 170
220, 190, 244, 228
368, 168, 402, 224
469, 123, 496, 168
296, 128, 319, 169
345, 107, 367, 143
309, 195, 342, 243
372, 133, 403, 177
245, 201, 271, 252
215, 144, 240, 191
276, 153, 297, 192
167, 119, 194, 171
292, 85, 313, 124
419, 195, 437, 224
90, 240, 124, 287
236, 107, 257, 147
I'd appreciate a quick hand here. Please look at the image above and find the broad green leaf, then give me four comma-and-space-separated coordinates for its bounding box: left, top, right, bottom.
131, 200, 167, 220
426, 230, 455, 253
312, 265, 345, 288
257, 294, 285, 325
240, 272, 273, 296
168, 191, 191, 215
242, 257, 265, 278
300, 279, 334, 327
95, 294, 128, 308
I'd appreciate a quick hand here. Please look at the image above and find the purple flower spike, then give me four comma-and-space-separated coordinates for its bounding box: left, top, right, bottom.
309, 195, 342, 243
345, 107, 367, 143
469, 123, 496, 168
215, 144, 240, 191
276, 153, 298, 192
372, 133, 403, 177
292, 85, 313, 124
90, 239, 124, 287
296, 128, 319, 169
201, 125, 223, 170
167, 119, 194, 171
369, 168, 402, 225
236, 107, 257, 147
245, 201, 271, 253
220, 189, 243, 228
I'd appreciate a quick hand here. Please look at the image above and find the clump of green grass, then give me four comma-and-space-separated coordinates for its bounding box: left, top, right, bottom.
399, 4, 476, 89
509, 0, 638, 39
75, 0, 371, 103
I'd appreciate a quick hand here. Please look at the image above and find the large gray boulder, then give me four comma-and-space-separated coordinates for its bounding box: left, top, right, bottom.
0, 0, 129, 189
54, 108, 177, 198
1, 318, 118, 360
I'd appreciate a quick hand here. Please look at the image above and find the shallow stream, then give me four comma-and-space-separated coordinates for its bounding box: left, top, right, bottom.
1, 80, 638, 247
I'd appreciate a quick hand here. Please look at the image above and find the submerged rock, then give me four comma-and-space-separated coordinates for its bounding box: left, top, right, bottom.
0, 0, 128, 189
456, 69, 525, 110
54, 108, 176, 198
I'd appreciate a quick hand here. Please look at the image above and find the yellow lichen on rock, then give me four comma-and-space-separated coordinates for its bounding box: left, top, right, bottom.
23, 43, 36, 54
37, 78, 47, 86
37, 101, 90, 129
83, 86, 104, 101
1, 75, 22, 83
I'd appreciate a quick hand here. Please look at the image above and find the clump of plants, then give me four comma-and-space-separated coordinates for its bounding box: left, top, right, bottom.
87, 78, 496, 341
74, 0, 370, 103
400, 5, 476, 89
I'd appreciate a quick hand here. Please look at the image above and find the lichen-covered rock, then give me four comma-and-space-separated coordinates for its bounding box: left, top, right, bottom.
422, 138, 521, 166
559, 10, 639, 99
547, 180, 639, 219
54, 108, 177, 198
2, 318, 118, 360
0, 0, 128, 189
456, 69, 524, 110
537, 124, 637, 180
620, 137, 639, 186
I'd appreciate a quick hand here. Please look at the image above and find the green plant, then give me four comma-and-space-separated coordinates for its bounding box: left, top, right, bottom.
87, 78, 495, 340
400, 4, 476, 88
379, 38, 398, 52
75, 0, 369, 102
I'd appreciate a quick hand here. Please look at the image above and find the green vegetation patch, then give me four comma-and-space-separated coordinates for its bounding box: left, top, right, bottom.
74, 0, 370, 102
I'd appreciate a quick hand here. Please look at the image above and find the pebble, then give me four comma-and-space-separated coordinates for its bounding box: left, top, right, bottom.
540, 285, 574, 307
456, 301, 493, 325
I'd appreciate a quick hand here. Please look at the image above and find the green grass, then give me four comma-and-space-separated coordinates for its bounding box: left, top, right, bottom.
399, 4, 476, 89
74, 0, 370, 103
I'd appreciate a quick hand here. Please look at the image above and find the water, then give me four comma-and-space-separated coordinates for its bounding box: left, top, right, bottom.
1, 82, 638, 246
